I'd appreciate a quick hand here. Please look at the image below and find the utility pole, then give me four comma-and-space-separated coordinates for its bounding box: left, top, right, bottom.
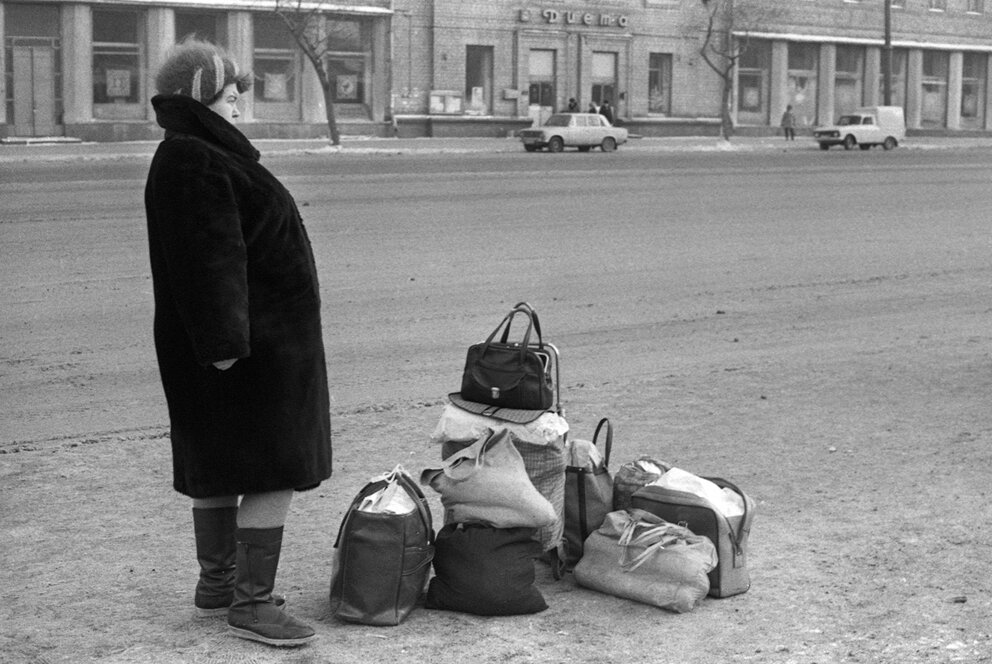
882, 0, 892, 105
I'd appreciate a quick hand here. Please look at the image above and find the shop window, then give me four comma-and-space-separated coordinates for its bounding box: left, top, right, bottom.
253, 14, 300, 120
328, 58, 364, 104
921, 50, 948, 127
928, 0, 947, 10
324, 18, 369, 114
966, 0, 984, 12
737, 39, 770, 124
834, 45, 865, 120
92, 9, 144, 120
787, 42, 818, 126
648, 53, 672, 115
528, 49, 555, 108
465, 45, 493, 115
175, 11, 227, 46
327, 19, 362, 52
591, 52, 617, 107
960, 52, 986, 129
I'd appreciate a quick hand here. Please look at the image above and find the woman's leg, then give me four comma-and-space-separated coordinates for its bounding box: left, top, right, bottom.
228, 490, 315, 647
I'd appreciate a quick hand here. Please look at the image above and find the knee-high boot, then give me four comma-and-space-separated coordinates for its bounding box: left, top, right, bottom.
227, 526, 315, 647
192, 507, 238, 617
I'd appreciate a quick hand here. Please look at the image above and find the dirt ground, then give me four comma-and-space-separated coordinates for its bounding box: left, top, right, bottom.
3, 147, 992, 664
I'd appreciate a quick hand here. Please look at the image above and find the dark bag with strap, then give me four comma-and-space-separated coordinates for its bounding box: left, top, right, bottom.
460, 303, 555, 411
329, 466, 435, 625
563, 417, 614, 568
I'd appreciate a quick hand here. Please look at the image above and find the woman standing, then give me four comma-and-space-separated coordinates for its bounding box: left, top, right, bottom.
144, 40, 332, 647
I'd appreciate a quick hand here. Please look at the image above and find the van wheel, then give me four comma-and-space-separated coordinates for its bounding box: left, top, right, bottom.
819, 143, 830, 151
859, 144, 871, 151
548, 137, 564, 153
843, 135, 856, 150
883, 137, 897, 151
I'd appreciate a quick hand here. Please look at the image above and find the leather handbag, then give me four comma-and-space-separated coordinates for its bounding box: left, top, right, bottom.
459, 303, 555, 411
420, 427, 557, 530
329, 466, 435, 626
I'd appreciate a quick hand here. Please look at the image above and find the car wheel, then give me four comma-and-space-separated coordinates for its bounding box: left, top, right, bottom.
548, 136, 565, 153
859, 144, 871, 151
524, 145, 538, 152
819, 143, 830, 151
601, 137, 617, 152
577, 145, 591, 152
843, 135, 856, 150
883, 137, 897, 151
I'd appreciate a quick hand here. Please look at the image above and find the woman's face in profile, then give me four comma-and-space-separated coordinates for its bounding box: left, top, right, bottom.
208, 83, 241, 123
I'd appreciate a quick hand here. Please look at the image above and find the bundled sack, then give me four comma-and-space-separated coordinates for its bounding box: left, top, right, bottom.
425, 523, 548, 616
421, 428, 556, 530
573, 509, 717, 613
431, 402, 569, 448
613, 456, 672, 511
563, 417, 614, 568
631, 469, 755, 598
459, 303, 555, 411
329, 466, 435, 626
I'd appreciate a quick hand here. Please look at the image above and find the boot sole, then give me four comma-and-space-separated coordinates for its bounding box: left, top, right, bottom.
228, 625, 315, 647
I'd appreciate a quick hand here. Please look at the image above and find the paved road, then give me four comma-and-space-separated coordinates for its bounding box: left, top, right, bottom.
3, 147, 991, 445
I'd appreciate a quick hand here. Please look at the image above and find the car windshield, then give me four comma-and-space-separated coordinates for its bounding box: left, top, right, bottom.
837, 115, 863, 126
544, 115, 572, 127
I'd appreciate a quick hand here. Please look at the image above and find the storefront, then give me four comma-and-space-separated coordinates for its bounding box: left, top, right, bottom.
1, 0, 392, 141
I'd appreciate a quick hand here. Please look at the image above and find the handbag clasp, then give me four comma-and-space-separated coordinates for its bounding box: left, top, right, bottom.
491, 387, 500, 400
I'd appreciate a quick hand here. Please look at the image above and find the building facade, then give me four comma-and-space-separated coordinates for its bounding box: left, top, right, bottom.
2, 0, 990, 141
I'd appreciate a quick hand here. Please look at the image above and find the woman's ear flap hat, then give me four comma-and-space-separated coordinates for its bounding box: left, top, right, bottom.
155, 39, 251, 104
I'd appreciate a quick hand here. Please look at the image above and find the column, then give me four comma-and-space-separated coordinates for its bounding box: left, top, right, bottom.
61, 4, 93, 125
864, 47, 881, 107
946, 51, 962, 130
905, 48, 922, 129
769, 40, 788, 127
818, 42, 836, 125
146, 8, 174, 116
370, 17, 389, 122
0, 4, 6, 126
226, 12, 253, 121
985, 56, 992, 131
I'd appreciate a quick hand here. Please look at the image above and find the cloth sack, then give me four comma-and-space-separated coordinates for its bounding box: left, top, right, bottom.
431, 402, 569, 448
613, 456, 672, 511
329, 466, 435, 626
425, 523, 548, 616
421, 428, 557, 530
459, 303, 554, 411
573, 509, 717, 613
563, 417, 614, 568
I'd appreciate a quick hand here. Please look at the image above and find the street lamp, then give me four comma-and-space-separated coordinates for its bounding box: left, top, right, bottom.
882, 0, 892, 105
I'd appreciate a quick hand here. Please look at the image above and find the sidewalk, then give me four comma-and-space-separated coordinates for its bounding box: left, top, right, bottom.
2, 133, 991, 163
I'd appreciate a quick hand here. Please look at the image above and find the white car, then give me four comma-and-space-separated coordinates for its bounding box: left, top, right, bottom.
519, 113, 629, 153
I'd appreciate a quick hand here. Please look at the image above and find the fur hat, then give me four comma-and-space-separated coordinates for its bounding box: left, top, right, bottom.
155, 39, 252, 104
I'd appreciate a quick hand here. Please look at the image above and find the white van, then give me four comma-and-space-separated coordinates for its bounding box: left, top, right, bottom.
813, 106, 906, 151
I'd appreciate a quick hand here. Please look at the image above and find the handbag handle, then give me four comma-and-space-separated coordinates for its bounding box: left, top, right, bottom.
502, 301, 544, 344
478, 306, 540, 364
703, 476, 750, 555
334, 468, 435, 548
592, 417, 612, 468
439, 428, 507, 482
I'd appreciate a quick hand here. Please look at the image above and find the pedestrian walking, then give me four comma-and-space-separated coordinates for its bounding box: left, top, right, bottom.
599, 99, 615, 125
781, 105, 796, 140
143, 39, 332, 648
567, 97, 579, 112
587, 101, 599, 114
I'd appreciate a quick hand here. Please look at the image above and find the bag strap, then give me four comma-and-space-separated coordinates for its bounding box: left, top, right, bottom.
502, 302, 544, 344
703, 476, 749, 554
479, 307, 536, 362
592, 417, 612, 468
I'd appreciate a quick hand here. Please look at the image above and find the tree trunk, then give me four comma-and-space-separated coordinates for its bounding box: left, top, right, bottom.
322, 84, 341, 146
720, 75, 735, 140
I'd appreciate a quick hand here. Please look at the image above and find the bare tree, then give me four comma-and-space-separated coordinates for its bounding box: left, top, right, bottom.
695, 0, 777, 140
273, 0, 342, 145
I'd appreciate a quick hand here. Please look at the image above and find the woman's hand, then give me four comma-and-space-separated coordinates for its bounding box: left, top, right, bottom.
213, 358, 237, 371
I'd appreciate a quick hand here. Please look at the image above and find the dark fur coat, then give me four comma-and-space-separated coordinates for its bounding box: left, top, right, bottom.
144, 94, 331, 498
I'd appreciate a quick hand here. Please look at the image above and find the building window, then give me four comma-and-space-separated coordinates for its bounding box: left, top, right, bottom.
879, 47, 907, 107
175, 11, 227, 46
961, 52, 987, 128
921, 50, 948, 127
928, 0, 947, 10
325, 18, 369, 112
966, 0, 984, 13
736, 39, 770, 124
648, 53, 672, 115
591, 51, 617, 108
465, 45, 493, 115
834, 45, 865, 120
787, 42, 818, 126
252, 14, 301, 120
92, 9, 144, 119
528, 49, 555, 109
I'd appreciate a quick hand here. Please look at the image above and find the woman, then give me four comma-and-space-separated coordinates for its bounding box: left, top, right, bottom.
144, 40, 332, 647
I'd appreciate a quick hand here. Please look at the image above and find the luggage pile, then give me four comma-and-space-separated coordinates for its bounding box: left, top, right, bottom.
329, 302, 756, 625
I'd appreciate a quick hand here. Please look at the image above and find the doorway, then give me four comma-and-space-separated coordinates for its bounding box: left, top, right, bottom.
12, 44, 57, 136
528, 49, 556, 126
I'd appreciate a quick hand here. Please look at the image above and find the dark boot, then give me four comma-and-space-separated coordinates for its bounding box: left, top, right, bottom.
193, 507, 238, 617
227, 526, 315, 647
